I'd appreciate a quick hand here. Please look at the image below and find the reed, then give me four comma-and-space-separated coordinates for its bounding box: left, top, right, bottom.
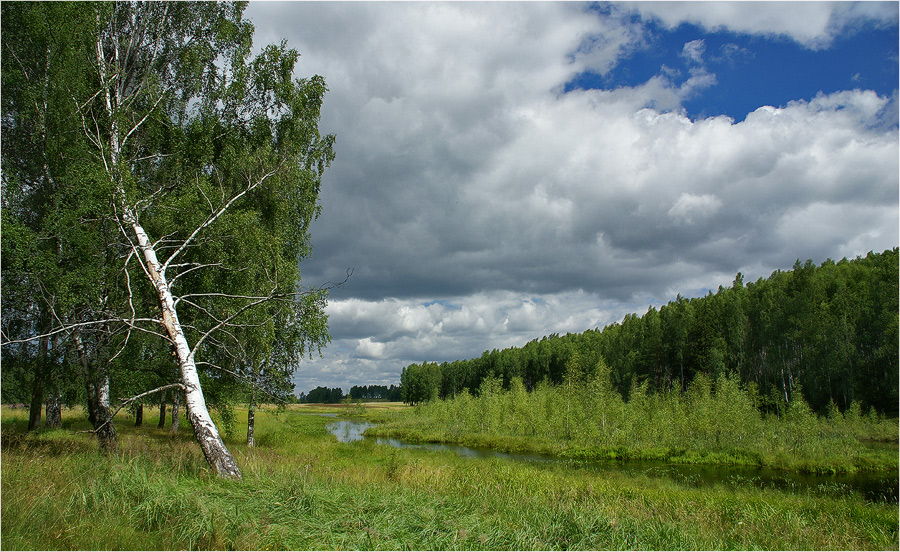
368, 374, 899, 474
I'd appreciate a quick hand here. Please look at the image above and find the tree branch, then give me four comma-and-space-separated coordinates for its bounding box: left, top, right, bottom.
196, 361, 292, 405
77, 382, 186, 436
161, 162, 286, 274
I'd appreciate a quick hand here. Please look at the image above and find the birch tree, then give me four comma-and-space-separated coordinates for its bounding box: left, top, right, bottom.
2, 1, 336, 478
2, 2, 121, 447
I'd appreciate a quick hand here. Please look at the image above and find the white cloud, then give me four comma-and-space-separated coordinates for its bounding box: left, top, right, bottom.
296, 290, 634, 389
355, 338, 387, 360
632, 1, 898, 49
669, 193, 723, 225
241, 3, 898, 392
682, 39, 706, 64
775, 202, 899, 260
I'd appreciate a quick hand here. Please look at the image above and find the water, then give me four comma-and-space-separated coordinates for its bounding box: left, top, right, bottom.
327, 420, 372, 442
327, 420, 898, 503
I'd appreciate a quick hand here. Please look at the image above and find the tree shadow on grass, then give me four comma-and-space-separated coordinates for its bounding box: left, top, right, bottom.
0, 428, 98, 456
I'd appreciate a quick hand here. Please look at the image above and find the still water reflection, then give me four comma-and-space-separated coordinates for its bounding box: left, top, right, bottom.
326, 420, 898, 503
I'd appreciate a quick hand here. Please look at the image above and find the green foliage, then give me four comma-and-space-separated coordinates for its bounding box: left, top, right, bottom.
303, 386, 344, 404
348, 384, 403, 401
398, 249, 899, 416
400, 362, 442, 405
210, 401, 237, 441
1, 2, 335, 456
373, 369, 898, 474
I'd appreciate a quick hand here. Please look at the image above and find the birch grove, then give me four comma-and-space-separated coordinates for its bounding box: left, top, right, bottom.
2, 2, 336, 478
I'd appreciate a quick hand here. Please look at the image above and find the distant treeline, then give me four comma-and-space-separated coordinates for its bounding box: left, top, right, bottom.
349, 384, 402, 401
299, 384, 402, 403
401, 249, 898, 415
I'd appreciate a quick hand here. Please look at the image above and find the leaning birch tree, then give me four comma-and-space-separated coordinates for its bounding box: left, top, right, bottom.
2, 1, 336, 478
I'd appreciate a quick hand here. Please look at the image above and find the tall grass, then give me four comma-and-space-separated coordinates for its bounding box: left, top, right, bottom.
370, 372, 898, 474
2, 404, 897, 550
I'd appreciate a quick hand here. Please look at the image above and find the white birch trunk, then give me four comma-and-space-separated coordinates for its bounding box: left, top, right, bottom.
45, 392, 62, 429
75, 331, 117, 450
95, 24, 241, 479
247, 390, 256, 447
170, 389, 180, 435
129, 217, 241, 478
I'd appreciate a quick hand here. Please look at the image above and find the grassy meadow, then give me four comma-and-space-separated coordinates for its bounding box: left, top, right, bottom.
2, 403, 898, 550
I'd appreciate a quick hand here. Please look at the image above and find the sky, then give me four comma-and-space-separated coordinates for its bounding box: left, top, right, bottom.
243, 1, 899, 394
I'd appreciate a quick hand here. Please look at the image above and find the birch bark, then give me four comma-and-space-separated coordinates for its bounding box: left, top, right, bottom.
95, 20, 241, 479
247, 390, 256, 447
126, 208, 241, 477
75, 331, 117, 451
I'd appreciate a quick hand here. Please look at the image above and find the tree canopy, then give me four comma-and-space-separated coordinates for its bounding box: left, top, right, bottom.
2, 1, 336, 477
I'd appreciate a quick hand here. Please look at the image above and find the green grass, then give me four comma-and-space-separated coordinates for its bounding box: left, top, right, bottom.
368, 375, 900, 475
2, 405, 897, 550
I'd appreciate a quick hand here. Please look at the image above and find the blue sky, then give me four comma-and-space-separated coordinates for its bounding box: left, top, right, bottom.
245, 1, 899, 394
568, 12, 899, 121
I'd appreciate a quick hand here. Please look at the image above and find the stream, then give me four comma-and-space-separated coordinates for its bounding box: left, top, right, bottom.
327, 419, 898, 503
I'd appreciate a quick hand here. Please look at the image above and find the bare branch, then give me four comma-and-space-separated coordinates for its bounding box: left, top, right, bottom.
161, 161, 286, 273
168, 262, 224, 286
196, 173, 215, 214
108, 250, 139, 363
190, 294, 279, 357
120, 86, 170, 149
321, 268, 354, 291
196, 362, 291, 404
178, 291, 291, 303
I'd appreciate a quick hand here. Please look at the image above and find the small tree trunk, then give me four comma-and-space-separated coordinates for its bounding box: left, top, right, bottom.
46, 334, 64, 430
28, 379, 43, 431
247, 391, 255, 447
84, 372, 117, 451
75, 332, 117, 451
157, 392, 167, 429
86, 371, 117, 451
45, 392, 62, 429
170, 392, 180, 435
134, 403, 143, 426
28, 335, 50, 431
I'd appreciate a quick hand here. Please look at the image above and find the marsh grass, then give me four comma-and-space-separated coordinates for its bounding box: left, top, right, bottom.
369, 374, 899, 475
1, 405, 897, 550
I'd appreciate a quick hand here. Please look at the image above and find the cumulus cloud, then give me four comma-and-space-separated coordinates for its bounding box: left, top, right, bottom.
299, 290, 634, 389
242, 3, 898, 391
632, 1, 899, 49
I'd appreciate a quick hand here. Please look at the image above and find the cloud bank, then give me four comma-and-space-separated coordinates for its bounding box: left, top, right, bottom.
245, 2, 898, 391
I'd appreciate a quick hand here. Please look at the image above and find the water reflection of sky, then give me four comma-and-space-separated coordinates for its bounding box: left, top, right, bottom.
327, 420, 372, 442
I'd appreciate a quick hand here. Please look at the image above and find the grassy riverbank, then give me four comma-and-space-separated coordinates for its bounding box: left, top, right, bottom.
2, 405, 897, 550
367, 374, 899, 475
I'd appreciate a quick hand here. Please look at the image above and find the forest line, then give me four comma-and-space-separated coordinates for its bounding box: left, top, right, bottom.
401, 248, 899, 416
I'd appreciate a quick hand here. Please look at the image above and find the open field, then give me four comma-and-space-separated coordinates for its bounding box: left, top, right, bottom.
2, 405, 897, 550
